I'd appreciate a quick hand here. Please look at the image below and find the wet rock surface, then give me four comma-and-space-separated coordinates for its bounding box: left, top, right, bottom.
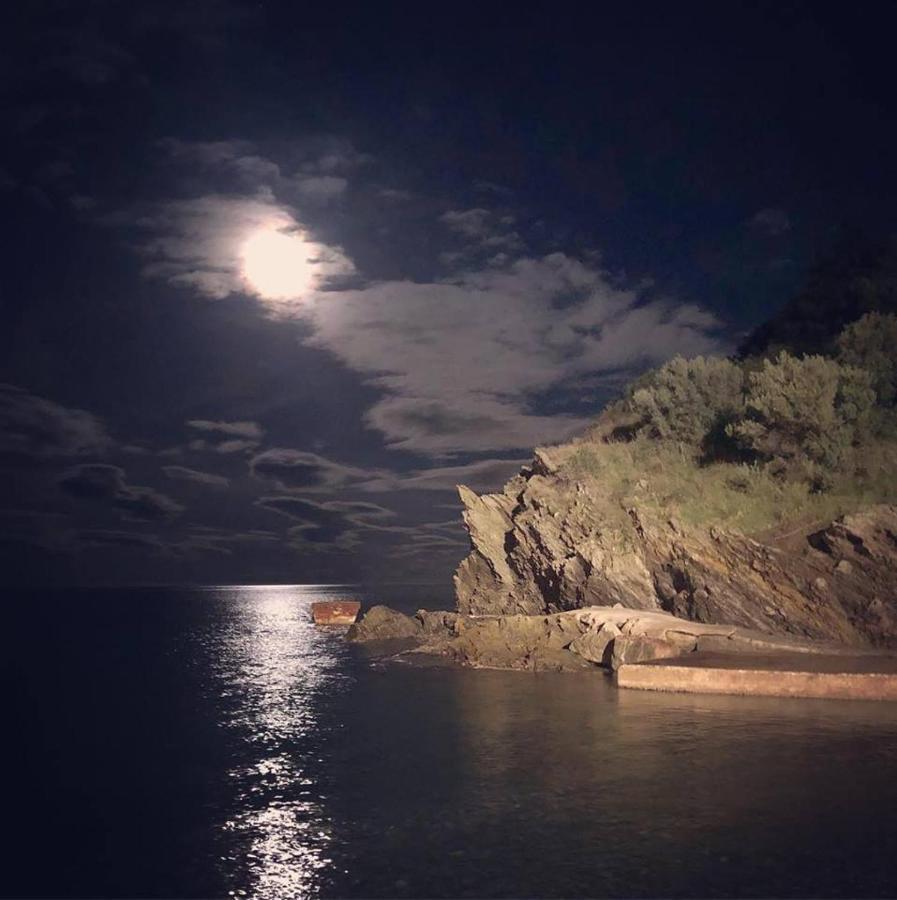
347, 604, 868, 673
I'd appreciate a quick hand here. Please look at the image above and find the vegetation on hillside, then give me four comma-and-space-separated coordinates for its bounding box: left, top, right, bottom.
564, 309, 897, 538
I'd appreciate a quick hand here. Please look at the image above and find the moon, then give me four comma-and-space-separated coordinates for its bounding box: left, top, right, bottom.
240, 227, 314, 300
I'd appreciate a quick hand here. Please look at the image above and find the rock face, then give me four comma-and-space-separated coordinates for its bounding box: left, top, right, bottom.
453, 450, 897, 648
347, 605, 866, 673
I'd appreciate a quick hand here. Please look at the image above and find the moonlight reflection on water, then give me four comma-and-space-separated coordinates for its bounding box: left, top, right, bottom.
209, 586, 350, 899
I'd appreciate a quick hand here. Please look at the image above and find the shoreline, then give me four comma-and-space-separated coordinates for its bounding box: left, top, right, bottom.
346, 604, 897, 702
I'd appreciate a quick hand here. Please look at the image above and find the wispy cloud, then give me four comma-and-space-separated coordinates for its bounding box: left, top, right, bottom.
249, 448, 383, 491
187, 419, 263, 438
162, 465, 230, 488
58, 464, 183, 521
0, 384, 110, 461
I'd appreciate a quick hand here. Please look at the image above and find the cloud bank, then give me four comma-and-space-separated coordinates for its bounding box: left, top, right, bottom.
122, 138, 729, 457
305, 254, 725, 453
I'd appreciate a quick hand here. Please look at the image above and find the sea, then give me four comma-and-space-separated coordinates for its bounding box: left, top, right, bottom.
4, 583, 897, 899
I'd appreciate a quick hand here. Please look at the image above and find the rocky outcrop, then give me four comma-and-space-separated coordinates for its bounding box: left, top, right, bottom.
347, 605, 423, 641
453, 450, 897, 648
347, 605, 868, 672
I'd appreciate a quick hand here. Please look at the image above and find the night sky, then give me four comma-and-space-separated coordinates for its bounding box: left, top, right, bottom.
2, 1, 895, 587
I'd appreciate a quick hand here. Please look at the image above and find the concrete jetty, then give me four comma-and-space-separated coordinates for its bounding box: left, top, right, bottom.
617, 652, 897, 701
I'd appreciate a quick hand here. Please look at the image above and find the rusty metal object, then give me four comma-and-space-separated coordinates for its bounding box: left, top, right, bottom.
311, 600, 361, 626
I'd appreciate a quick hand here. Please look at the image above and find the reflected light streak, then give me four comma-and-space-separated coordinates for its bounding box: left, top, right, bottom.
210, 586, 348, 899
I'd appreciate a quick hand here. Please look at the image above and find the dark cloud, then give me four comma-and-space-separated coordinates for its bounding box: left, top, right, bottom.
59, 464, 184, 522
182, 419, 264, 455
323, 501, 395, 523
179, 526, 281, 556
438, 207, 523, 264
748, 208, 792, 236
256, 496, 348, 546
249, 448, 379, 491
293, 174, 348, 204
255, 496, 401, 551
255, 495, 329, 522
74, 529, 168, 552
186, 438, 260, 455
0, 532, 53, 552
0, 384, 109, 462
43, 30, 136, 86
58, 464, 123, 500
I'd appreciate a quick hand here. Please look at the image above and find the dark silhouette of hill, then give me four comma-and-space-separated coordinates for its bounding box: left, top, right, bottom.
739, 233, 897, 358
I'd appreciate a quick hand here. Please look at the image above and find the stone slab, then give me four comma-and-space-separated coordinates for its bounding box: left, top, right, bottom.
617, 652, 897, 701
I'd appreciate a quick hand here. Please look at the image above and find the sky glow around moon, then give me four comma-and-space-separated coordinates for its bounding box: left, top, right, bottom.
240, 228, 314, 300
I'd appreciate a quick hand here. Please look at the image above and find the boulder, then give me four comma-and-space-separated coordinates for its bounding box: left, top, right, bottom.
568, 623, 620, 665
346, 605, 422, 642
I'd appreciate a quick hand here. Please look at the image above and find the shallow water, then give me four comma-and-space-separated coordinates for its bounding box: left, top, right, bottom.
4, 584, 897, 898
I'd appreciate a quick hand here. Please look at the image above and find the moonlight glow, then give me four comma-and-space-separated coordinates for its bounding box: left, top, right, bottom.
240, 228, 314, 300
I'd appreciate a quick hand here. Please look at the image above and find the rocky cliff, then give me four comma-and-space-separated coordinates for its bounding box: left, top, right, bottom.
453, 446, 897, 648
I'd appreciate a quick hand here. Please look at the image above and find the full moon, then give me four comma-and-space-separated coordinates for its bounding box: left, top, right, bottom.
240, 227, 314, 300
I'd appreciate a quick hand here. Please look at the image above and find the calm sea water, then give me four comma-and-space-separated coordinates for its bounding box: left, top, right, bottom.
4, 584, 897, 899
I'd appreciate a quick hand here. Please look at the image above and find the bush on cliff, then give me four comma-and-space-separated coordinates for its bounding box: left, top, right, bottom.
616, 313, 897, 490
726, 352, 875, 488
837, 312, 897, 408
558, 286, 897, 537
627, 355, 744, 447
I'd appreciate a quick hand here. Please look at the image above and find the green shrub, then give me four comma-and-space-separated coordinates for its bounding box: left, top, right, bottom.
727, 351, 875, 482
837, 312, 897, 407
627, 356, 745, 446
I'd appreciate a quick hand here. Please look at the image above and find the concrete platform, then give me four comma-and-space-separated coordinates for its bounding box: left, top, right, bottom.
616, 652, 897, 701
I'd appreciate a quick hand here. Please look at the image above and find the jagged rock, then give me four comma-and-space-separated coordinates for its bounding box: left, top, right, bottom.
346, 605, 422, 642
453, 453, 897, 649
416, 609, 463, 635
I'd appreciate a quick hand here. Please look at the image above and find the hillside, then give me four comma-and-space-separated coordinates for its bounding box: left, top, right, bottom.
454, 307, 897, 648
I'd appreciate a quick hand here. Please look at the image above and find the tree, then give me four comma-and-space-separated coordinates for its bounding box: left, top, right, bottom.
728, 352, 875, 485
628, 356, 745, 446
837, 312, 897, 407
